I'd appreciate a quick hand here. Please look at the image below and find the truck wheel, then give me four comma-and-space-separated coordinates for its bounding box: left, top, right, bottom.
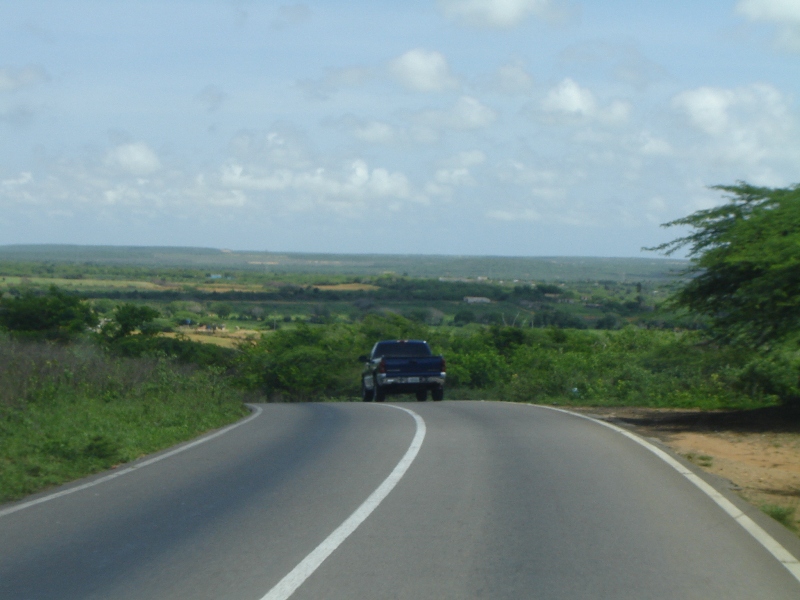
416, 390, 427, 402
362, 380, 374, 402
375, 387, 386, 402
432, 387, 444, 401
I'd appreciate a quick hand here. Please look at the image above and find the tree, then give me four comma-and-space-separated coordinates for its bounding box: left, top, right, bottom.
105, 304, 161, 339
648, 183, 800, 349
212, 302, 233, 318
0, 286, 97, 339
453, 309, 476, 325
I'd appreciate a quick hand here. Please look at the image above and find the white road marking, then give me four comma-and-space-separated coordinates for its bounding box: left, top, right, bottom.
539, 405, 800, 585
259, 404, 426, 600
0, 404, 263, 518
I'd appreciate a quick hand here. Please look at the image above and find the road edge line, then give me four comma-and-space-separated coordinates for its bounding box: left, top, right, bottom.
537, 404, 800, 584
259, 404, 426, 600
0, 404, 264, 519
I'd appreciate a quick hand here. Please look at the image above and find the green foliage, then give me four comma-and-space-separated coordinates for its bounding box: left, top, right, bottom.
108, 334, 236, 368
761, 504, 797, 531
453, 309, 475, 325
0, 336, 249, 502
232, 315, 788, 407
236, 323, 364, 399
0, 286, 97, 340
358, 312, 427, 342
650, 183, 800, 349
532, 308, 587, 329
595, 314, 622, 330
104, 303, 161, 339
212, 302, 234, 318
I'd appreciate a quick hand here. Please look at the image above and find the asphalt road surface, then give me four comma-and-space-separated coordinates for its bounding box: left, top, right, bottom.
2, 401, 800, 599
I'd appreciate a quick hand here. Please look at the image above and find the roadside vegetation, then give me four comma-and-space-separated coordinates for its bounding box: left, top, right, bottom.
0, 335, 249, 503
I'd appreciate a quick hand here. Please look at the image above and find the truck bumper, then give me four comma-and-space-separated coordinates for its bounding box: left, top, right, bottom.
375, 374, 445, 390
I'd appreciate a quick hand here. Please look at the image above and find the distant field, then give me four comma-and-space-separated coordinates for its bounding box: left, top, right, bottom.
0, 276, 170, 291
313, 283, 380, 291
0, 244, 687, 282
160, 330, 260, 348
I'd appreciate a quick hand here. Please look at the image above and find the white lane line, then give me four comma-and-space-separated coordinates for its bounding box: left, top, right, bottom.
538, 405, 800, 585
259, 404, 426, 600
0, 404, 263, 519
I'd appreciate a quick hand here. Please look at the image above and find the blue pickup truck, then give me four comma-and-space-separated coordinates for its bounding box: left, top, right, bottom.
359, 340, 446, 402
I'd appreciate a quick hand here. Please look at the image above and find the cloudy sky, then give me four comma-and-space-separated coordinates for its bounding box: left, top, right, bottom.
1, 1, 799, 257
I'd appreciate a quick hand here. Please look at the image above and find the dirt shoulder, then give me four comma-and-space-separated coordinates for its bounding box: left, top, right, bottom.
567, 405, 800, 535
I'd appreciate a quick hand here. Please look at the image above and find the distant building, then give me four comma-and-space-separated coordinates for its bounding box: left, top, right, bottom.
464, 296, 491, 304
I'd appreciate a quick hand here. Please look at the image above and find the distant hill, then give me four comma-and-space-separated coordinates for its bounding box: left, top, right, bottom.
0, 245, 686, 282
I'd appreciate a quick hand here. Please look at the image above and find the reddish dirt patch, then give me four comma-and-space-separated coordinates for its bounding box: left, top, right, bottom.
567, 405, 800, 534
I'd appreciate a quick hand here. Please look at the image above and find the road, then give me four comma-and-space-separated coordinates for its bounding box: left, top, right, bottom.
2, 401, 800, 599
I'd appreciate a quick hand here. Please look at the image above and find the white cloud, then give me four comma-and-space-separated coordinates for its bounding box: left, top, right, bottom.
672, 87, 734, 135
439, 0, 559, 28
672, 83, 799, 175
450, 96, 497, 128
105, 143, 162, 175
495, 161, 569, 206
429, 150, 487, 192
639, 133, 673, 156
220, 159, 415, 209
434, 167, 474, 186
599, 100, 631, 124
736, 0, 800, 51
539, 78, 631, 125
486, 208, 541, 221
228, 129, 312, 169
489, 62, 535, 94
1, 149, 421, 222
353, 121, 395, 143
389, 49, 459, 92
542, 78, 595, 116
2, 172, 33, 186
449, 150, 487, 167
417, 96, 497, 134
737, 0, 800, 22
0, 65, 48, 93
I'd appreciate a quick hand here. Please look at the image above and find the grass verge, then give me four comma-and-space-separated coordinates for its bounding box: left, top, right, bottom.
0, 338, 251, 504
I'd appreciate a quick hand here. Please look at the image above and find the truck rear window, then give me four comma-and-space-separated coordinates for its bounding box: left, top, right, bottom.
373, 341, 432, 357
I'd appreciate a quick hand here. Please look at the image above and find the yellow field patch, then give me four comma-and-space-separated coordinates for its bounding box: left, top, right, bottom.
194, 284, 266, 293
313, 283, 379, 291
160, 328, 263, 349
0, 276, 172, 290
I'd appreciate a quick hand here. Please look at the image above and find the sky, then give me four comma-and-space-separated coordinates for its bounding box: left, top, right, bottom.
1, 0, 799, 257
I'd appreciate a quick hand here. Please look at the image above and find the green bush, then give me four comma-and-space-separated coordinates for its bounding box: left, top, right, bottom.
0, 286, 97, 340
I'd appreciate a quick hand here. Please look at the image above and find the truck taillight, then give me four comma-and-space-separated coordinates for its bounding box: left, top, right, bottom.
378, 358, 386, 373
440, 358, 446, 373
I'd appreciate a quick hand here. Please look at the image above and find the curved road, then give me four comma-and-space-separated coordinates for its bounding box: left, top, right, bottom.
2, 401, 800, 599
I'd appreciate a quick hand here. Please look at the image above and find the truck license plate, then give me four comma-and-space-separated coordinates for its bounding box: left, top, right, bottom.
407, 377, 419, 383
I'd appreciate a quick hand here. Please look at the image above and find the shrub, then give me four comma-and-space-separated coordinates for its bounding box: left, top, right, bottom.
0, 286, 97, 340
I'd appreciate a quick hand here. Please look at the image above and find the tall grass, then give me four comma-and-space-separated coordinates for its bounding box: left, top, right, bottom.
0, 335, 250, 503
